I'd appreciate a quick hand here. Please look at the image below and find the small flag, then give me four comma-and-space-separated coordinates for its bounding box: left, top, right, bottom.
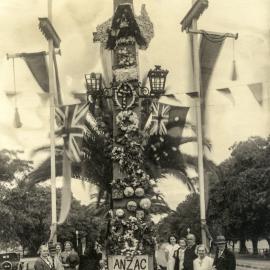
144, 101, 189, 138
216, 88, 235, 105
38, 93, 49, 105
186, 91, 199, 98
55, 102, 88, 162
248, 82, 263, 106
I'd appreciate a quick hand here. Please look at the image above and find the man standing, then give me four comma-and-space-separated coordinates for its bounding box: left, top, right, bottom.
212, 236, 236, 270
183, 234, 198, 270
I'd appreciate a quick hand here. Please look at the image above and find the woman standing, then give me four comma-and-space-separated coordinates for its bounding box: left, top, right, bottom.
61, 241, 80, 270
173, 238, 187, 270
193, 245, 213, 270
165, 235, 179, 270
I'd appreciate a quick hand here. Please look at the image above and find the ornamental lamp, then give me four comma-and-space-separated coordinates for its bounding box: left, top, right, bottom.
148, 65, 168, 96
85, 73, 103, 96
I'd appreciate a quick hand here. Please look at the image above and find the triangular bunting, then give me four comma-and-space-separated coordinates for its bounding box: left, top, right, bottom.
248, 82, 263, 106
22, 51, 49, 93
186, 91, 199, 98
216, 88, 235, 105
38, 93, 49, 105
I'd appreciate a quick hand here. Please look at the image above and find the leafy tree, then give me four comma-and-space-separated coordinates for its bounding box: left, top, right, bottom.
207, 136, 270, 254
157, 193, 201, 242
0, 149, 33, 182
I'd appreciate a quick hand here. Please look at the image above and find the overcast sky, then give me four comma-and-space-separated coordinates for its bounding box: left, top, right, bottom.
0, 0, 270, 208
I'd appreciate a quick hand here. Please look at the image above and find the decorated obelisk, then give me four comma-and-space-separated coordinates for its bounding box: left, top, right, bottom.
92, 1, 157, 269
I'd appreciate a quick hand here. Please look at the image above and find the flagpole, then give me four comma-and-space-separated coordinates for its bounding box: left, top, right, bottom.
191, 0, 207, 246
48, 0, 57, 243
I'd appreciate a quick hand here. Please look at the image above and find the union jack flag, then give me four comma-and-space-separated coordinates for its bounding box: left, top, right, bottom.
144, 101, 189, 137
144, 102, 170, 135
55, 102, 89, 162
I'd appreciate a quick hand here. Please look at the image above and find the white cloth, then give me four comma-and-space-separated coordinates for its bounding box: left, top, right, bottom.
165, 244, 180, 270
193, 256, 213, 270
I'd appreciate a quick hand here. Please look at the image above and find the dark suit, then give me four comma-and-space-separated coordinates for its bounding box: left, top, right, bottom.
213, 248, 236, 270
183, 245, 197, 270
34, 258, 52, 270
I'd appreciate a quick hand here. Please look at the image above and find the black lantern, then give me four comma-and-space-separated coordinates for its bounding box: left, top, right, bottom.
85, 73, 103, 96
148, 65, 168, 95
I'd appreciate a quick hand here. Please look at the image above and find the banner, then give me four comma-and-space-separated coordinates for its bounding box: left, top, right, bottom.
200, 32, 225, 129
22, 52, 49, 93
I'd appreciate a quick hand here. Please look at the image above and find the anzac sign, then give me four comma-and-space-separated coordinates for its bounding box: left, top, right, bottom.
108, 255, 152, 270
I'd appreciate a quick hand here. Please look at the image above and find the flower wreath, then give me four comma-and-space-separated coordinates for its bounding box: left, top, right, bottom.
116, 110, 139, 133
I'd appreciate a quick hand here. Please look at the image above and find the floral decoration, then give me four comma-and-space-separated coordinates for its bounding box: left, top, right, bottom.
135, 187, 145, 197
127, 201, 137, 212
124, 186, 134, 197
139, 198, 152, 210
116, 110, 139, 133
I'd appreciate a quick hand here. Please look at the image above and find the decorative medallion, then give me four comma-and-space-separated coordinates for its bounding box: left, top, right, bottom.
134, 187, 145, 197
124, 186, 135, 197
139, 198, 151, 210
136, 210, 145, 220
115, 208, 125, 218
112, 188, 124, 199
113, 82, 136, 110
127, 201, 137, 212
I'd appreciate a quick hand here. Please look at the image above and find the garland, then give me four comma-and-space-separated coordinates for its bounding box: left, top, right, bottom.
108, 110, 156, 256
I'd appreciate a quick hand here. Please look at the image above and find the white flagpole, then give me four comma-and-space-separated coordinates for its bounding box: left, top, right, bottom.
191, 0, 207, 245
48, 0, 57, 243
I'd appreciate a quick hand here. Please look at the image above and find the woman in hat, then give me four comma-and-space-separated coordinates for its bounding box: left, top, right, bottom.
212, 236, 236, 270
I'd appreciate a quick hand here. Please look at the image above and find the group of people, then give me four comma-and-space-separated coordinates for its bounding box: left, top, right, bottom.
162, 234, 236, 270
34, 240, 103, 270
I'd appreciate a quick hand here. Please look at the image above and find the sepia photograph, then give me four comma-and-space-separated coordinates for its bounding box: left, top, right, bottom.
0, 1, 269, 270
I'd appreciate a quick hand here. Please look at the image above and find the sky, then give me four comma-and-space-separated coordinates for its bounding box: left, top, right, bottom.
0, 0, 270, 209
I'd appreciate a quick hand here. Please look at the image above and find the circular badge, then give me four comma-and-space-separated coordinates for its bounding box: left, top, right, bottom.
139, 198, 152, 210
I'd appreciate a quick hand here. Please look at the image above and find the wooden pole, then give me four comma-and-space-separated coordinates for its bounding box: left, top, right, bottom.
48, 0, 57, 243
191, 0, 207, 245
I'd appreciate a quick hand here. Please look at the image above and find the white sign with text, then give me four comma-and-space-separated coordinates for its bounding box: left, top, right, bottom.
108, 255, 149, 270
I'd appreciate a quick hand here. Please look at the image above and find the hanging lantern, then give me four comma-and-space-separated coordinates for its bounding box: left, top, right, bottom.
115, 208, 125, 218
85, 73, 103, 98
14, 107, 22, 128
135, 187, 145, 197
148, 65, 168, 96
139, 198, 151, 210
127, 201, 137, 212
124, 186, 134, 197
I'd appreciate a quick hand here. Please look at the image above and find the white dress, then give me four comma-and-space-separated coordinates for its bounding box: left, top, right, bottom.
193, 256, 213, 270
165, 244, 180, 270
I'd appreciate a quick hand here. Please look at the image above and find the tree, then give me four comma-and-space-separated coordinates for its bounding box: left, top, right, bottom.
0, 149, 33, 182
157, 193, 201, 242
207, 136, 270, 254
0, 180, 108, 255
